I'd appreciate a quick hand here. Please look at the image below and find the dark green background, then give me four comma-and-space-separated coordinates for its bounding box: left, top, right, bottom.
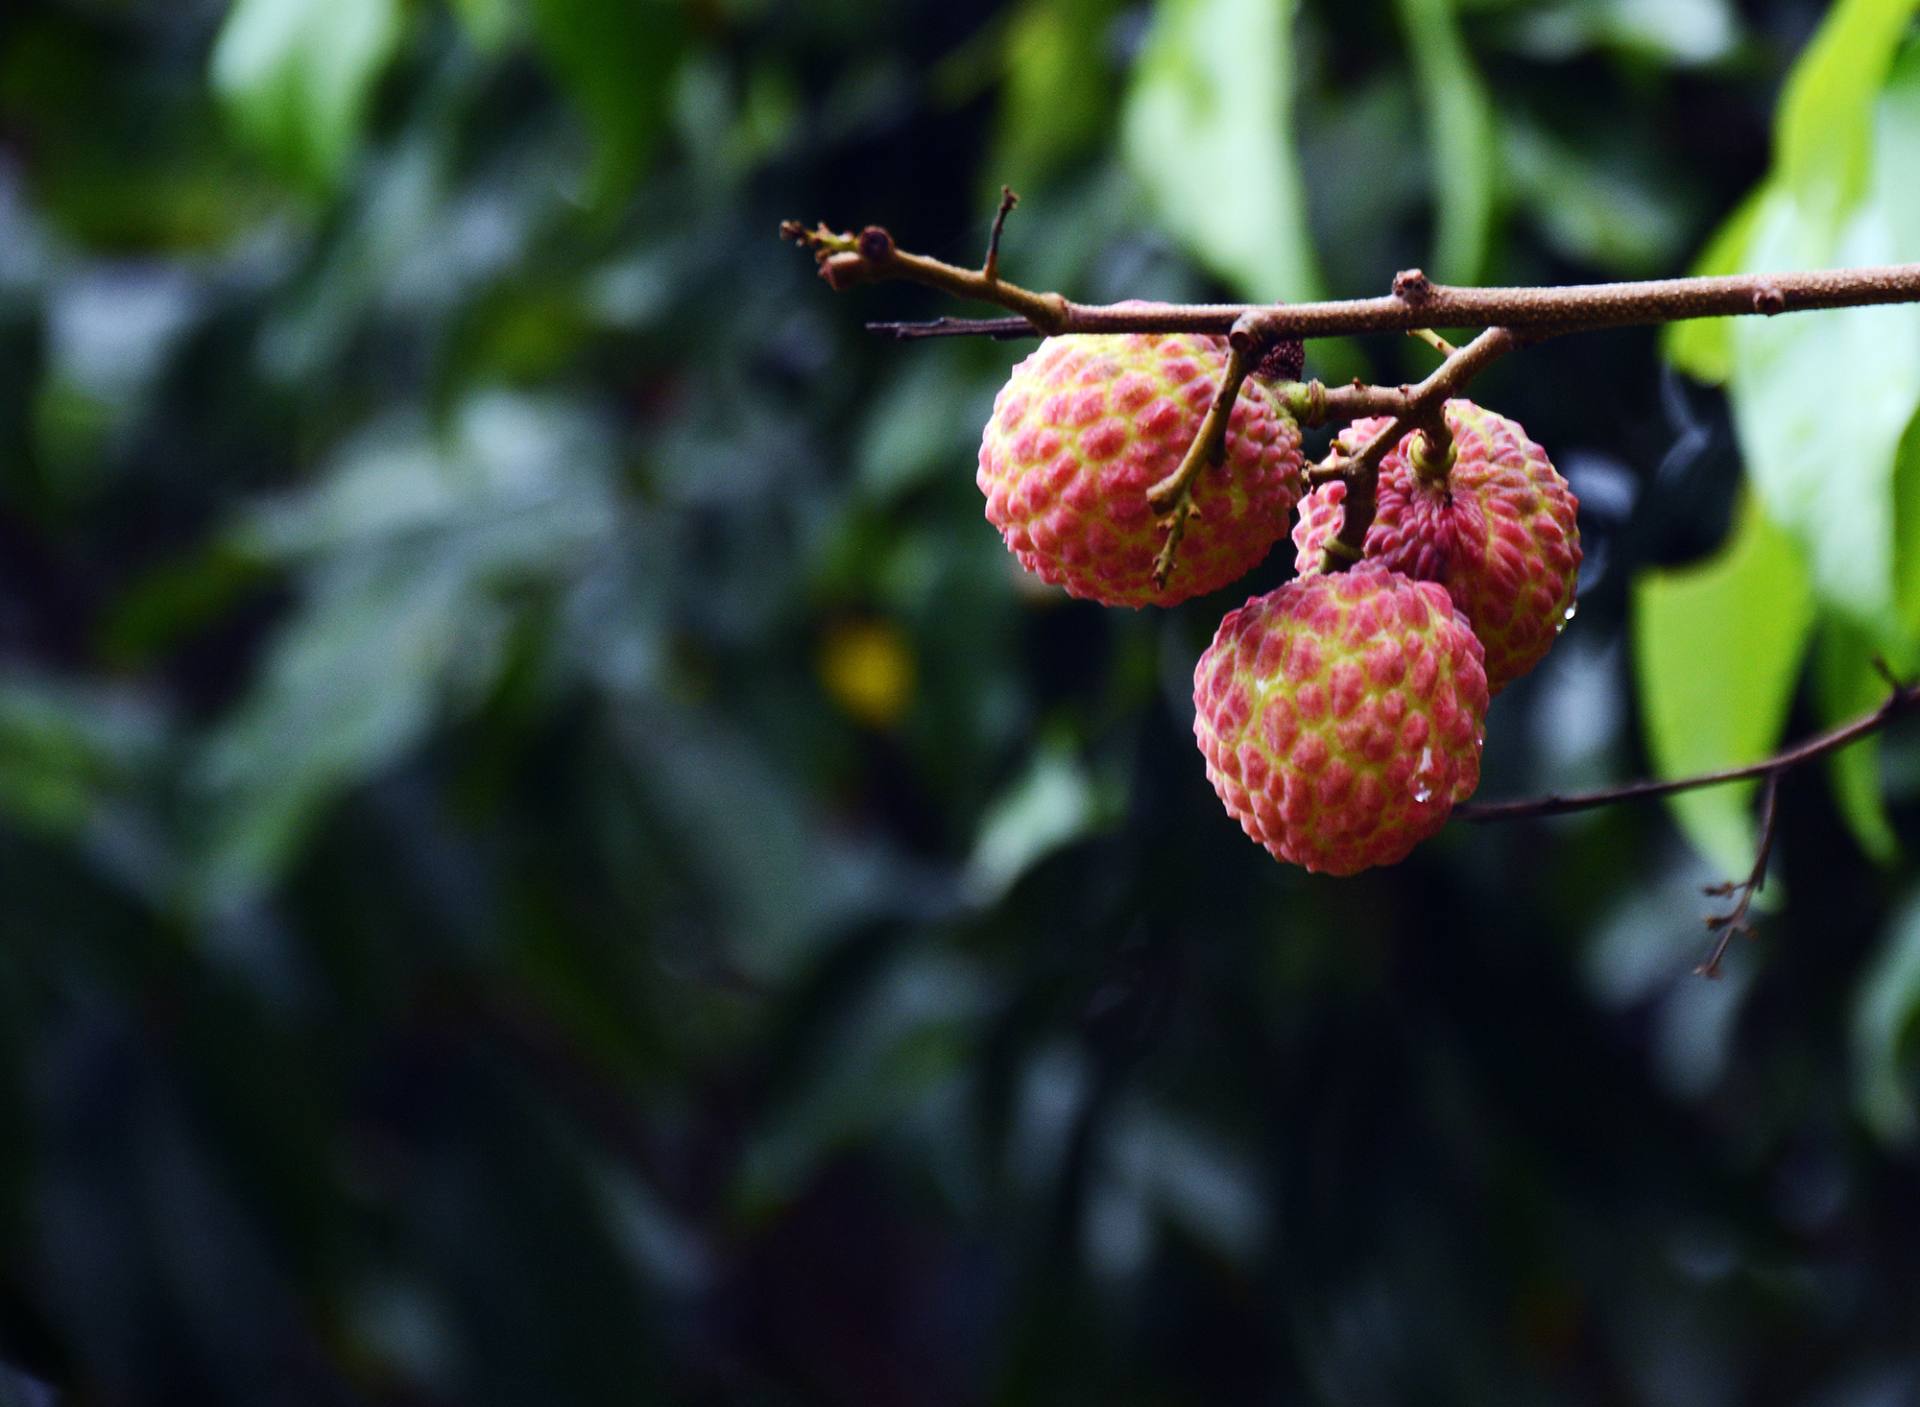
2, 0, 1918, 1402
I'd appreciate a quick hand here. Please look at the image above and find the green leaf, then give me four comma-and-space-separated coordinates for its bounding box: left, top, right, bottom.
210, 0, 404, 193
451, 0, 518, 52
993, 0, 1124, 190
1852, 891, 1920, 1144
1504, 119, 1694, 276
0, 676, 165, 838
1724, 43, 1920, 627
1501, 0, 1740, 67
528, 0, 686, 206
1395, 0, 1498, 283
1895, 401, 1920, 635
1662, 185, 1764, 385
1668, 3, 1920, 392
1632, 494, 1815, 877
1122, 0, 1324, 300
1773, 0, 1920, 222
1727, 200, 1920, 626
1815, 620, 1903, 865
965, 743, 1122, 904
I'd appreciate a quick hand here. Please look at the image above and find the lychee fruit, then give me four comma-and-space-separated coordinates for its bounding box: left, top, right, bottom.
977, 324, 1304, 606
1291, 400, 1580, 692
1193, 570, 1489, 875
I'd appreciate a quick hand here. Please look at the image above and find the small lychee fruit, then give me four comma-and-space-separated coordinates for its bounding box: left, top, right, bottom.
1193, 570, 1488, 875
977, 323, 1304, 606
1291, 400, 1580, 692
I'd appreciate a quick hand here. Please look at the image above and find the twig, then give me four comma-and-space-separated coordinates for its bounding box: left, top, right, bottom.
779, 221, 1071, 334
1453, 677, 1920, 821
1408, 327, 1457, 358
1312, 328, 1517, 569
1460, 677, 1920, 978
780, 220, 1920, 342
1696, 774, 1780, 979
1147, 337, 1255, 590
983, 186, 1018, 285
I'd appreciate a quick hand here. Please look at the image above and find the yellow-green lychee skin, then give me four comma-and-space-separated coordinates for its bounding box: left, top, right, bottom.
978, 328, 1304, 607
1193, 570, 1489, 875
1291, 400, 1580, 692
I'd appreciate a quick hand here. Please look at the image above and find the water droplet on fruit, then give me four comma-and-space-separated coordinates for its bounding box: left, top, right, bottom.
1556, 601, 1578, 635
1410, 747, 1437, 803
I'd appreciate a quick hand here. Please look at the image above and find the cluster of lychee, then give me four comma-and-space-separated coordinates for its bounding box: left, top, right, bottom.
976, 326, 1581, 874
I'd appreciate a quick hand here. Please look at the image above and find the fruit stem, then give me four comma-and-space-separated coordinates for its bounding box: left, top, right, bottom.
1147, 339, 1255, 591
1318, 329, 1514, 571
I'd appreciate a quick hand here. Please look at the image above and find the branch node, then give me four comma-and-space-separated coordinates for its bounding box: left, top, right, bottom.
857, 225, 895, 264
1393, 268, 1435, 305
1753, 284, 1787, 316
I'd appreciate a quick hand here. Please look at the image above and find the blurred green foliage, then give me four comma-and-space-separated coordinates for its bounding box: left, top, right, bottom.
3, 0, 1920, 1402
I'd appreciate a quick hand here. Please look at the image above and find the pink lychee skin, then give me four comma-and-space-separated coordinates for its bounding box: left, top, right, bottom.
1291, 400, 1580, 692
977, 325, 1304, 607
1193, 570, 1489, 876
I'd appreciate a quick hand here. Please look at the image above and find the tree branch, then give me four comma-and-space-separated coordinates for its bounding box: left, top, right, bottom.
1453, 676, 1920, 822
781, 220, 1920, 342
1460, 677, 1920, 978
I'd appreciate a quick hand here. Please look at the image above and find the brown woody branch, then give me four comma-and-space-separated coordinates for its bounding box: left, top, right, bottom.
1453, 675, 1920, 822
780, 219, 1920, 342
1458, 674, 1920, 977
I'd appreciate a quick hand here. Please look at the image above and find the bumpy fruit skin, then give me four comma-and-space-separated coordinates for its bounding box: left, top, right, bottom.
1193, 571, 1488, 875
1291, 400, 1580, 692
977, 325, 1304, 606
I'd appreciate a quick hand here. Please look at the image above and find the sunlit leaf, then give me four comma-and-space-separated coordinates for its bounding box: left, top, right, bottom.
1773, 0, 1920, 222
1632, 494, 1815, 877
1723, 42, 1920, 627
1122, 0, 1323, 300
1396, 0, 1497, 283
1895, 402, 1920, 635
210, 0, 404, 192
